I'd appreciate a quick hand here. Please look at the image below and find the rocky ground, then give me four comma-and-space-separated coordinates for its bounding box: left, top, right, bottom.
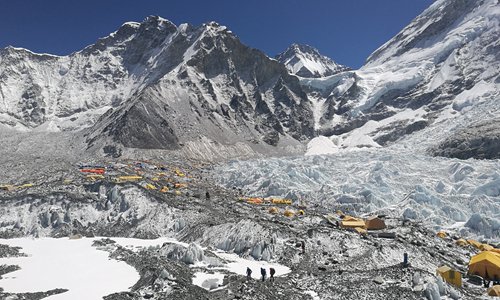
0, 155, 496, 299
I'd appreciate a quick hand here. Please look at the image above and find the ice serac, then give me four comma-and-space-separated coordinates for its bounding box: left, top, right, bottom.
302, 0, 500, 157
86, 21, 314, 152
276, 44, 350, 78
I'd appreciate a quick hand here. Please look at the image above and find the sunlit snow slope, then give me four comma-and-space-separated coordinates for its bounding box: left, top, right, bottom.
302, 0, 500, 155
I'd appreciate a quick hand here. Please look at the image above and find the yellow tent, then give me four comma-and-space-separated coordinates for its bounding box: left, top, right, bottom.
271, 198, 292, 205
341, 219, 366, 229
467, 239, 482, 249
343, 215, 360, 222
468, 251, 500, 279
297, 210, 305, 216
488, 285, 500, 297
268, 207, 279, 214
480, 244, 494, 252
145, 183, 157, 190
0, 185, 15, 191
284, 209, 295, 217
436, 265, 462, 288
437, 231, 447, 238
456, 239, 468, 247
365, 216, 386, 230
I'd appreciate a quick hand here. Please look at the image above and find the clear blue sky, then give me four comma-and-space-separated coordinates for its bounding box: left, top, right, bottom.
0, 0, 434, 68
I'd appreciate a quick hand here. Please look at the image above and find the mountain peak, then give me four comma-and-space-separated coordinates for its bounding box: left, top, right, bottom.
276, 43, 349, 78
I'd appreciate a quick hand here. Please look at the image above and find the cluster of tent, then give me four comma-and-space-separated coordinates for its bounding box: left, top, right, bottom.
240, 197, 293, 205
435, 230, 500, 295
0, 183, 34, 192
267, 206, 304, 218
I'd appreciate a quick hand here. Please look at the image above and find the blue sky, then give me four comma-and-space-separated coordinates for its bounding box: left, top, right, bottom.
0, 0, 433, 68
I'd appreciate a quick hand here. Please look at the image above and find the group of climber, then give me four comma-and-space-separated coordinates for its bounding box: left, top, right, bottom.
246, 266, 276, 282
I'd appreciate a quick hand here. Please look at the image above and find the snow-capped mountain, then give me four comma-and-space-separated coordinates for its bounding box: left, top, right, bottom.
0, 17, 314, 155
302, 0, 500, 157
85, 20, 314, 153
276, 43, 349, 78
1, 0, 499, 159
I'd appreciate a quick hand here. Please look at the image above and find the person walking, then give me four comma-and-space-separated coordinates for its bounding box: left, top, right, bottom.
246, 267, 252, 280
260, 267, 266, 282
269, 267, 276, 282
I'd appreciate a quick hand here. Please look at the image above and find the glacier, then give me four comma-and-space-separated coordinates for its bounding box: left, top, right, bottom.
214, 149, 500, 241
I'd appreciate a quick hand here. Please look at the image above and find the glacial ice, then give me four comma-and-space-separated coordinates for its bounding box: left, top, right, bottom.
214, 149, 500, 241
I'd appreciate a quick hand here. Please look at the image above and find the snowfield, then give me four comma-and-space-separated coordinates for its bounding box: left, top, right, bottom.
0, 236, 292, 297
0, 237, 140, 300
214, 149, 500, 241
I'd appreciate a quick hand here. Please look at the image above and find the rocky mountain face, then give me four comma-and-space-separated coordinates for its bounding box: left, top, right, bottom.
0, 17, 314, 156
86, 21, 314, 153
301, 0, 500, 156
276, 43, 349, 78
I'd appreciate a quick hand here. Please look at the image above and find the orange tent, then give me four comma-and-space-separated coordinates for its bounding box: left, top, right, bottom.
456, 239, 468, 247
365, 216, 386, 230
468, 251, 500, 279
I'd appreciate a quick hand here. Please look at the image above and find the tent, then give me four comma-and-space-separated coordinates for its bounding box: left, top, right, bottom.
437, 231, 447, 238
365, 216, 386, 230
488, 285, 500, 297
268, 207, 279, 214
436, 265, 462, 288
456, 239, 468, 247
467, 239, 482, 249
468, 251, 500, 279
480, 244, 494, 252
343, 215, 360, 222
341, 219, 366, 229
284, 209, 295, 217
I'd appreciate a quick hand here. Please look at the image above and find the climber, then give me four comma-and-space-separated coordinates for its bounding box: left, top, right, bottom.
301, 241, 305, 254
206, 191, 210, 200
261, 267, 266, 282
269, 267, 276, 282
246, 267, 252, 280
403, 252, 409, 267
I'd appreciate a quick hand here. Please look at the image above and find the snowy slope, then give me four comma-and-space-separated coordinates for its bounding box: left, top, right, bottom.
276, 44, 349, 78
301, 0, 500, 156
0, 18, 171, 131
